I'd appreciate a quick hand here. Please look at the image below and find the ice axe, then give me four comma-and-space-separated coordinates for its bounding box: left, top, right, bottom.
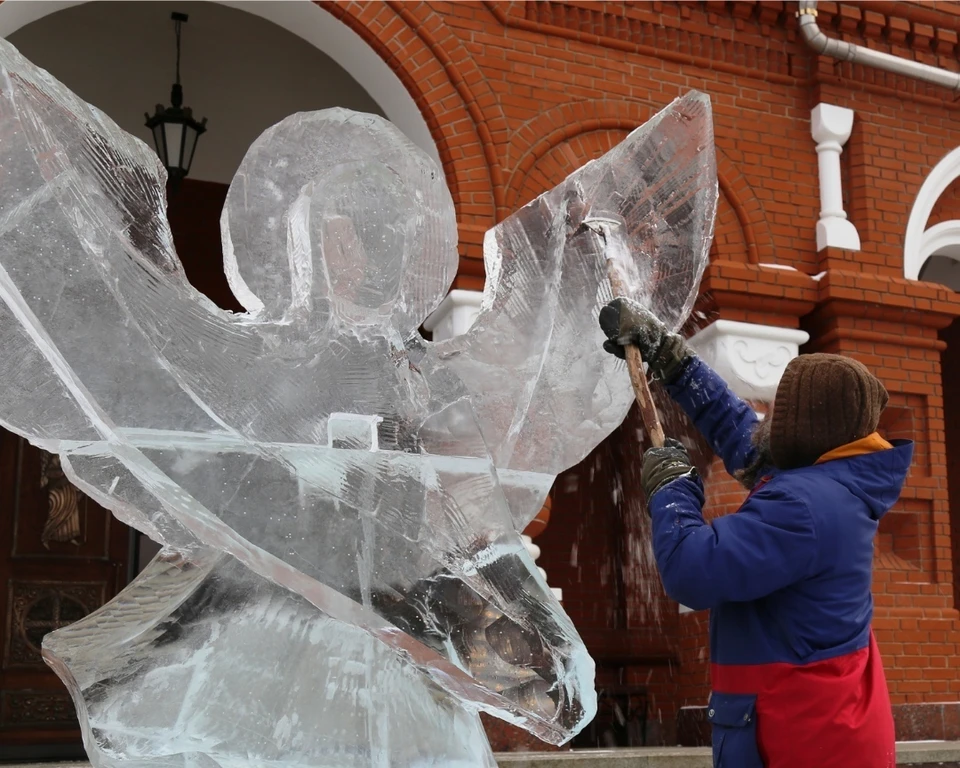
582, 215, 666, 449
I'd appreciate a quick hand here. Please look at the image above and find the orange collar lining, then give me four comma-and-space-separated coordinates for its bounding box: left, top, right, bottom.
815, 432, 893, 464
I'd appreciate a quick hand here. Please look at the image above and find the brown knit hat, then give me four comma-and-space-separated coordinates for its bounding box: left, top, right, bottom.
769, 353, 889, 470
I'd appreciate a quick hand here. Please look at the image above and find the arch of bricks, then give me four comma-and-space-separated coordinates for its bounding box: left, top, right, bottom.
503, 98, 771, 264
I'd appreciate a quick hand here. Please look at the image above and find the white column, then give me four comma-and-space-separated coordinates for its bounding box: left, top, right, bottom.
423, 289, 562, 602
811, 103, 860, 252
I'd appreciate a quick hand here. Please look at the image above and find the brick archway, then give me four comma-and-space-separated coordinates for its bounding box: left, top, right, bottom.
504, 99, 772, 264
511, 125, 632, 210
504, 99, 650, 211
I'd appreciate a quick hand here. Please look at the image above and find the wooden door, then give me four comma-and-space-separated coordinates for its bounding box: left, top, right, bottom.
0, 431, 130, 756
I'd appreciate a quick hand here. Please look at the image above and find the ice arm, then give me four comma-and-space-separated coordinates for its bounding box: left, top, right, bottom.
664, 356, 760, 476
649, 475, 818, 611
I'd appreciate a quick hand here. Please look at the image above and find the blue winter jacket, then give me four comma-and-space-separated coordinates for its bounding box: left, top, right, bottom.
651, 356, 913, 768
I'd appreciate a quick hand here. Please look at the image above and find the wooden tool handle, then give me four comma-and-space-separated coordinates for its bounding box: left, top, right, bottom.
623, 344, 665, 448
607, 261, 666, 448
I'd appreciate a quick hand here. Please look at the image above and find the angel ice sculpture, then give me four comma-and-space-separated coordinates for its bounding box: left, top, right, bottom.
0, 37, 716, 768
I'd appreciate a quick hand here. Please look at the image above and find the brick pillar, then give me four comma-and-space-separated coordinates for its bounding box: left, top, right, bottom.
805, 273, 960, 720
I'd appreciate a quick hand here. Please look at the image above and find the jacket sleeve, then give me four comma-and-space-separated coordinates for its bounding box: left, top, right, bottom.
665, 356, 760, 477
649, 475, 819, 611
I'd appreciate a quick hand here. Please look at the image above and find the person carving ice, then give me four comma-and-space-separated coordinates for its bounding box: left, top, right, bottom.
599, 298, 912, 768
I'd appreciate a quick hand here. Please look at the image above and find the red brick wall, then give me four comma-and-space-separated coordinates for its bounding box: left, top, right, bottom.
318, 0, 960, 746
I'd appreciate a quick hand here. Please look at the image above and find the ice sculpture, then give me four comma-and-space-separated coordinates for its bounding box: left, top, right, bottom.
0, 35, 716, 768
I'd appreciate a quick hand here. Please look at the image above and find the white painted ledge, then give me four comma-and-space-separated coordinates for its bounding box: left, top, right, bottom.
422, 289, 483, 341
688, 319, 810, 403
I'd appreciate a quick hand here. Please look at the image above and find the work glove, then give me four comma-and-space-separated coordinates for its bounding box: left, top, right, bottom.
598, 297, 693, 383
641, 438, 697, 501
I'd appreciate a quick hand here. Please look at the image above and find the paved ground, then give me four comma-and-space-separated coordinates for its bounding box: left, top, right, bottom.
6, 742, 960, 767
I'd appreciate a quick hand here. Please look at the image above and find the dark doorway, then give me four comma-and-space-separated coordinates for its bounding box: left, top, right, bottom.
942, 316, 960, 608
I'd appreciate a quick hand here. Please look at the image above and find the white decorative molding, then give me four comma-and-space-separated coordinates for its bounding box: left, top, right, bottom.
521, 534, 562, 602
905, 146, 960, 280
811, 103, 860, 252
422, 289, 484, 341
688, 320, 810, 402
920, 219, 960, 264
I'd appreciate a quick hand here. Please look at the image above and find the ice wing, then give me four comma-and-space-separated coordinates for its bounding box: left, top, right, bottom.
0, 39, 233, 448
428, 92, 717, 525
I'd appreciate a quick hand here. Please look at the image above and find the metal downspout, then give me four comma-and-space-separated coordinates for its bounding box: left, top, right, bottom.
797, 0, 960, 92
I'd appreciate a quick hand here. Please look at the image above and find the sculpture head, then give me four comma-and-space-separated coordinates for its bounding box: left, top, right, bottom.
221, 109, 458, 335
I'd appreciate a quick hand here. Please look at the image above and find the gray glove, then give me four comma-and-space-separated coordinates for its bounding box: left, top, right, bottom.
598, 298, 693, 383
641, 438, 697, 501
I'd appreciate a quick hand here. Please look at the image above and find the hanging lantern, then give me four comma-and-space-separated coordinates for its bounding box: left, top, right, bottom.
145, 12, 207, 186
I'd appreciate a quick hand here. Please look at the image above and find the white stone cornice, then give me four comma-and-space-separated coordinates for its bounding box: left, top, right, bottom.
422, 289, 484, 341
811, 103, 860, 252
688, 319, 810, 402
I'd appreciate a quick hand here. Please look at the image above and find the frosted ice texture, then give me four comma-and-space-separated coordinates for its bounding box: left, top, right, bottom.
0, 35, 716, 768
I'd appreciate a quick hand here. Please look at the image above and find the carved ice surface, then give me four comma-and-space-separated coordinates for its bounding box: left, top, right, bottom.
0, 35, 716, 768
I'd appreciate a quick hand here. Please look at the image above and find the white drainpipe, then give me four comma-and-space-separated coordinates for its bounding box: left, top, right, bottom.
797, 0, 960, 92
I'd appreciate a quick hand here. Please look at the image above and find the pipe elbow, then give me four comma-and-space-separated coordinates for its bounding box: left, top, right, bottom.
799, 22, 830, 54
796, 1, 831, 55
